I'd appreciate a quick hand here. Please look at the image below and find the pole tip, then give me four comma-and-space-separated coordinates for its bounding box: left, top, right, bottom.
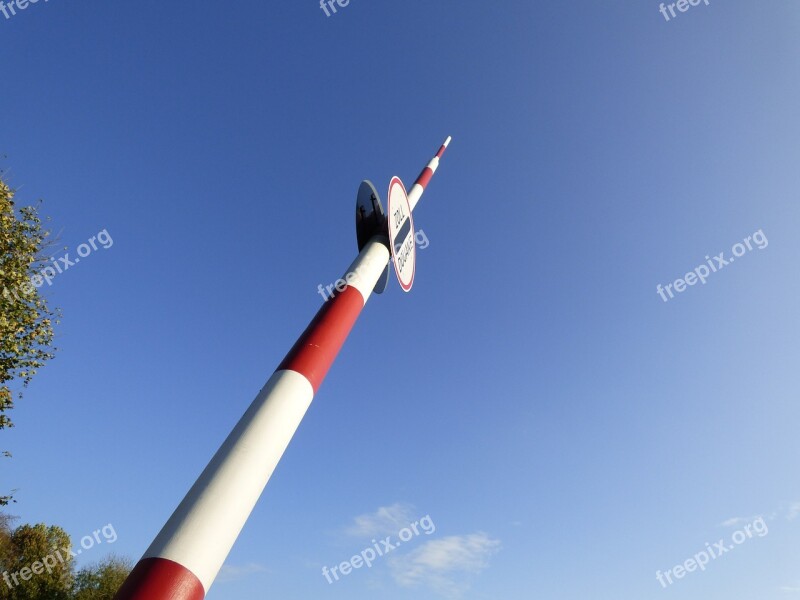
443, 136, 452, 147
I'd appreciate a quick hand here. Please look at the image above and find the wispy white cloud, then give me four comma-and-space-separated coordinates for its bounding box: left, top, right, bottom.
722, 501, 800, 527
719, 513, 766, 527
780, 584, 800, 593
217, 562, 268, 583
345, 503, 416, 538
389, 532, 501, 598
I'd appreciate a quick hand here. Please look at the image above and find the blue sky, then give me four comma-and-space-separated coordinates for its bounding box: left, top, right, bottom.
2, 0, 800, 598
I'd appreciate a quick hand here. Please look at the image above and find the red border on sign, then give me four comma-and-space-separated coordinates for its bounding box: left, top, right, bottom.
387, 176, 415, 292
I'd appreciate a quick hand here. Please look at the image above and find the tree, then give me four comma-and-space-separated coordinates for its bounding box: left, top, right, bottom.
73, 557, 131, 600
0, 177, 59, 505
0, 518, 130, 600
0, 514, 15, 578
0, 522, 73, 600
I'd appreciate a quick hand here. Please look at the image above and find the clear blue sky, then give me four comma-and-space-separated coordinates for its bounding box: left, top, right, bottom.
3, 1, 800, 598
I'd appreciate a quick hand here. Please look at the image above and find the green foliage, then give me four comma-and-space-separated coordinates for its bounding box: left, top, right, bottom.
0, 514, 14, 576
0, 177, 60, 505
0, 518, 130, 600
0, 522, 73, 600
72, 556, 131, 600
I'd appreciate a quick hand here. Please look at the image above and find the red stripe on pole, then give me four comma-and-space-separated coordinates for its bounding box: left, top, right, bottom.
114, 557, 205, 600
415, 167, 434, 189
435, 145, 447, 158
277, 286, 365, 393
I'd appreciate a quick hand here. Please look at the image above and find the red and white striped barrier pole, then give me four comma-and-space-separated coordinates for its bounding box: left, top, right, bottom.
114, 137, 451, 600
408, 135, 450, 212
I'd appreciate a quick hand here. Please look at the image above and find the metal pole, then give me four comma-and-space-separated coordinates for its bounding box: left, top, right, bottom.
114, 137, 451, 600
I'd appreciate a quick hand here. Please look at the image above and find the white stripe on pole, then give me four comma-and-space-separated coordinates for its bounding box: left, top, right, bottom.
408, 136, 451, 212
142, 369, 313, 591
139, 239, 390, 592
343, 238, 391, 301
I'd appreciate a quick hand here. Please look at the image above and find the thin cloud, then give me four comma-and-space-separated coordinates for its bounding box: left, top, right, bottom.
780, 584, 800, 593
720, 515, 761, 528
217, 562, 268, 583
345, 503, 416, 538
720, 517, 747, 527
389, 532, 501, 598
722, 501, 800, 527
